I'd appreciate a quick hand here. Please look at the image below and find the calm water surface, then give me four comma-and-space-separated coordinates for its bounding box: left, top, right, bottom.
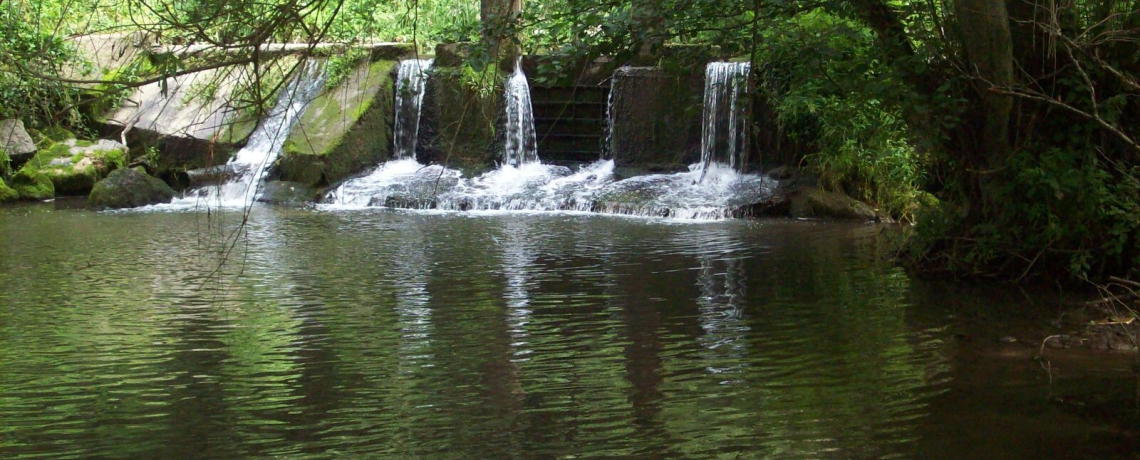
0, 204, 1137, 459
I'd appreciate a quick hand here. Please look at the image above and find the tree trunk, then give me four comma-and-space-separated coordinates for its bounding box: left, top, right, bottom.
631, 0, 665, 62
481, 0, 522, 69
954, 0, 1015, 165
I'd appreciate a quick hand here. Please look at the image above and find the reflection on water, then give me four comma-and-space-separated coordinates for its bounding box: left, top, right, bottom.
0, 206, 1136, 459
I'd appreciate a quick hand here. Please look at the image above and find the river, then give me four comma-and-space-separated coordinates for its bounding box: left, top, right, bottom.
0, 203, 1136, 459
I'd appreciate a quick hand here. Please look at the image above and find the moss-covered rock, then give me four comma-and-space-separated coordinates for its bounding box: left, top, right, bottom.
788, 186, 880, 221
88, 168, 175, 209
277, 59, 398, 187
34, 126, 78, 145
24, 139, 127, 196
0, 177, 18, 203
11, 166, 55, 200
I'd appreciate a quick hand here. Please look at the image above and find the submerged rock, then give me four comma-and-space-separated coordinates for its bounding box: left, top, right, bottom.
257, 181, 317, 205
11, 167, 55, 201
88, 168, 175, 209
0, 119, 38, 164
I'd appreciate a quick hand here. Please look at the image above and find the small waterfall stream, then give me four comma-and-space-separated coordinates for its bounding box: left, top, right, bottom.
699, 62, 751, 182
180, 60, 326, 207
393, 59, 433, 160
504, 58, 539, 167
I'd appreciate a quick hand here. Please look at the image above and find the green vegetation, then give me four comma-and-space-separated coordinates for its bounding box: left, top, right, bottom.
0, 177, 17, 203
11, 166, 55, 200
0, 148, 11, 178
23, 141, 127, 195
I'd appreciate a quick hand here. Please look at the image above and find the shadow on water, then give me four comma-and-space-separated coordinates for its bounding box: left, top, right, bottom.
0, 204, 1137, 459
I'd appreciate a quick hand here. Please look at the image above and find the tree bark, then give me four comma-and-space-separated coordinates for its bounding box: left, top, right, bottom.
631, 0, 665, 62
481, 0, 522, 68
954, 0, 1015, 163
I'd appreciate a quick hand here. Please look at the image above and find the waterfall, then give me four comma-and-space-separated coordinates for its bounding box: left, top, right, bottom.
602, 73, 616, 160
189, 60, 325, 207
318, 60, 778, 221
698, 62, 751, 182
393, 59, 433, 160
504, 58, 539, 167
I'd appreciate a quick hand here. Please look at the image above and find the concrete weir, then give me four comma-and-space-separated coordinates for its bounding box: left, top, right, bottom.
87, 39, 413, 186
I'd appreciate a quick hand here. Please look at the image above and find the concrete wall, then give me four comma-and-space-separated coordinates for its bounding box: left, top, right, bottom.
609, 66, 704, 171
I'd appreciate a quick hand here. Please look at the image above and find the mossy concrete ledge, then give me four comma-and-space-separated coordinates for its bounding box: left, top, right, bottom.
276, 59, 398, 187
418, 61, 506, 174
610, 66, 705, 170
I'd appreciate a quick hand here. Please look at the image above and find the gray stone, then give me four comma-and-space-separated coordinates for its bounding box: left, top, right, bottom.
0, 119, 37, 158
185, 164, 250, 188
257, 181, 317, 205
88, 168, 175, 209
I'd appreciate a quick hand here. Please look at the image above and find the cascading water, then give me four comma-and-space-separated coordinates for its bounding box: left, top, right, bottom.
393, 59, 433, 160
601, 73, 617, 160
504, 58, 539, 167
699, 62, 751, 182
179, 60, 325, 207
324, 59, 778, 221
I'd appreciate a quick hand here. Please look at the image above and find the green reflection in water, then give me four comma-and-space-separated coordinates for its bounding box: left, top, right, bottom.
0, 206, 1135, 459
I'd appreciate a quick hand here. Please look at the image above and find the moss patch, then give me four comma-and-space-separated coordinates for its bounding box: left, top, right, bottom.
278, 59, 398, 187
25, 141, 127, 196
1, 147, 10, 177
11, 166, 55, 200
0, 177, 17, 203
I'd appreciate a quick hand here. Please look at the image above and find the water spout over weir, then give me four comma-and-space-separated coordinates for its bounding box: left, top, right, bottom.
323, 59, 777, 221
699, 62, 751, 182
393, 59, 433, 160
504, 58, 539, 167
173, 60, 325, 208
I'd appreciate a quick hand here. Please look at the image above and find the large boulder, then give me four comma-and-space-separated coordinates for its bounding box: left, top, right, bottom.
0, 119, 38, 165
0, 178, 18, 203
88, 168, 175, 209
24, 139, 127, 196
788, 186, 880, 221
10, 166, 55, 201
